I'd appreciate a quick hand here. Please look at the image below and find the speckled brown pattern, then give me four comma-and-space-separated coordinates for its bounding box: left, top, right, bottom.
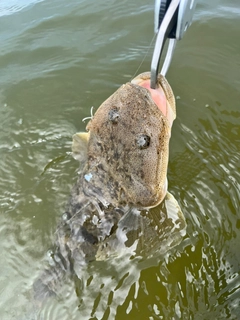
82, 73, 175, 208
33, 73, 179, 303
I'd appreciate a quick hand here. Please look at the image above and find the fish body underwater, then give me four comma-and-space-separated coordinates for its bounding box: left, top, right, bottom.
33, 72, 186, 304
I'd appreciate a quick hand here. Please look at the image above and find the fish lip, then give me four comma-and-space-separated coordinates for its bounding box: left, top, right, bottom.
131, 72, 176, 127
131, 73, 168, 118
131, 72, 165, 99
131, 71, 175, 107
131, 72, 158, 88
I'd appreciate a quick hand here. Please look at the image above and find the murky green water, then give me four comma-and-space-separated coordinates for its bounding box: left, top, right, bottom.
0, 0, 240, 319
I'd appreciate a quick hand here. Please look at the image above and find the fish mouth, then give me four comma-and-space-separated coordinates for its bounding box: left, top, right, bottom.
131, 72, 176, 127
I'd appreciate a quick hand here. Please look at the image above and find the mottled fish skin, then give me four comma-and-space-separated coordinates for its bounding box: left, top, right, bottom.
33, 72, 181, 303
82, 72, 176, 208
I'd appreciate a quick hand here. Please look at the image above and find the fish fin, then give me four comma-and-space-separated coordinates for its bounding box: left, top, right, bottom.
164, 191, 185, 222
124, 192, 186, 257
72, 132, 89, 162
96, 193, 186, 260
145, 191, 186, 253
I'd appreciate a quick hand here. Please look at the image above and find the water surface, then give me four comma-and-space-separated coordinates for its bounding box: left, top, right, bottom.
0, 0, 240, 319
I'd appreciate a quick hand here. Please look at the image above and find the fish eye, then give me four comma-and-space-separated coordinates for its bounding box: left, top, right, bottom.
108, 108, 119, 124
135, 134, 150, 149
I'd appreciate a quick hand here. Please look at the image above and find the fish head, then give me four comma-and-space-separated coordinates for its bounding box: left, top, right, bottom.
74, 72, 176, 209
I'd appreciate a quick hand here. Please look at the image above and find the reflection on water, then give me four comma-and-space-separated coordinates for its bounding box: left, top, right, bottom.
0, 0, 43, 17
0, 0, 240, 319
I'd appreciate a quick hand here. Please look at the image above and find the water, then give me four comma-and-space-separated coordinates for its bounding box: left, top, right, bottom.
0, 0, 240, 319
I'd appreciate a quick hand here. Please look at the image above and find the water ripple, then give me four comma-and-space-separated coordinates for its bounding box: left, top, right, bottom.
0, 0, 43, 17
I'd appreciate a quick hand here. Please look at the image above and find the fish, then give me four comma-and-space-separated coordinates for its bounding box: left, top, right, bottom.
74, 71, 176, 209
33, 72, 186, 304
